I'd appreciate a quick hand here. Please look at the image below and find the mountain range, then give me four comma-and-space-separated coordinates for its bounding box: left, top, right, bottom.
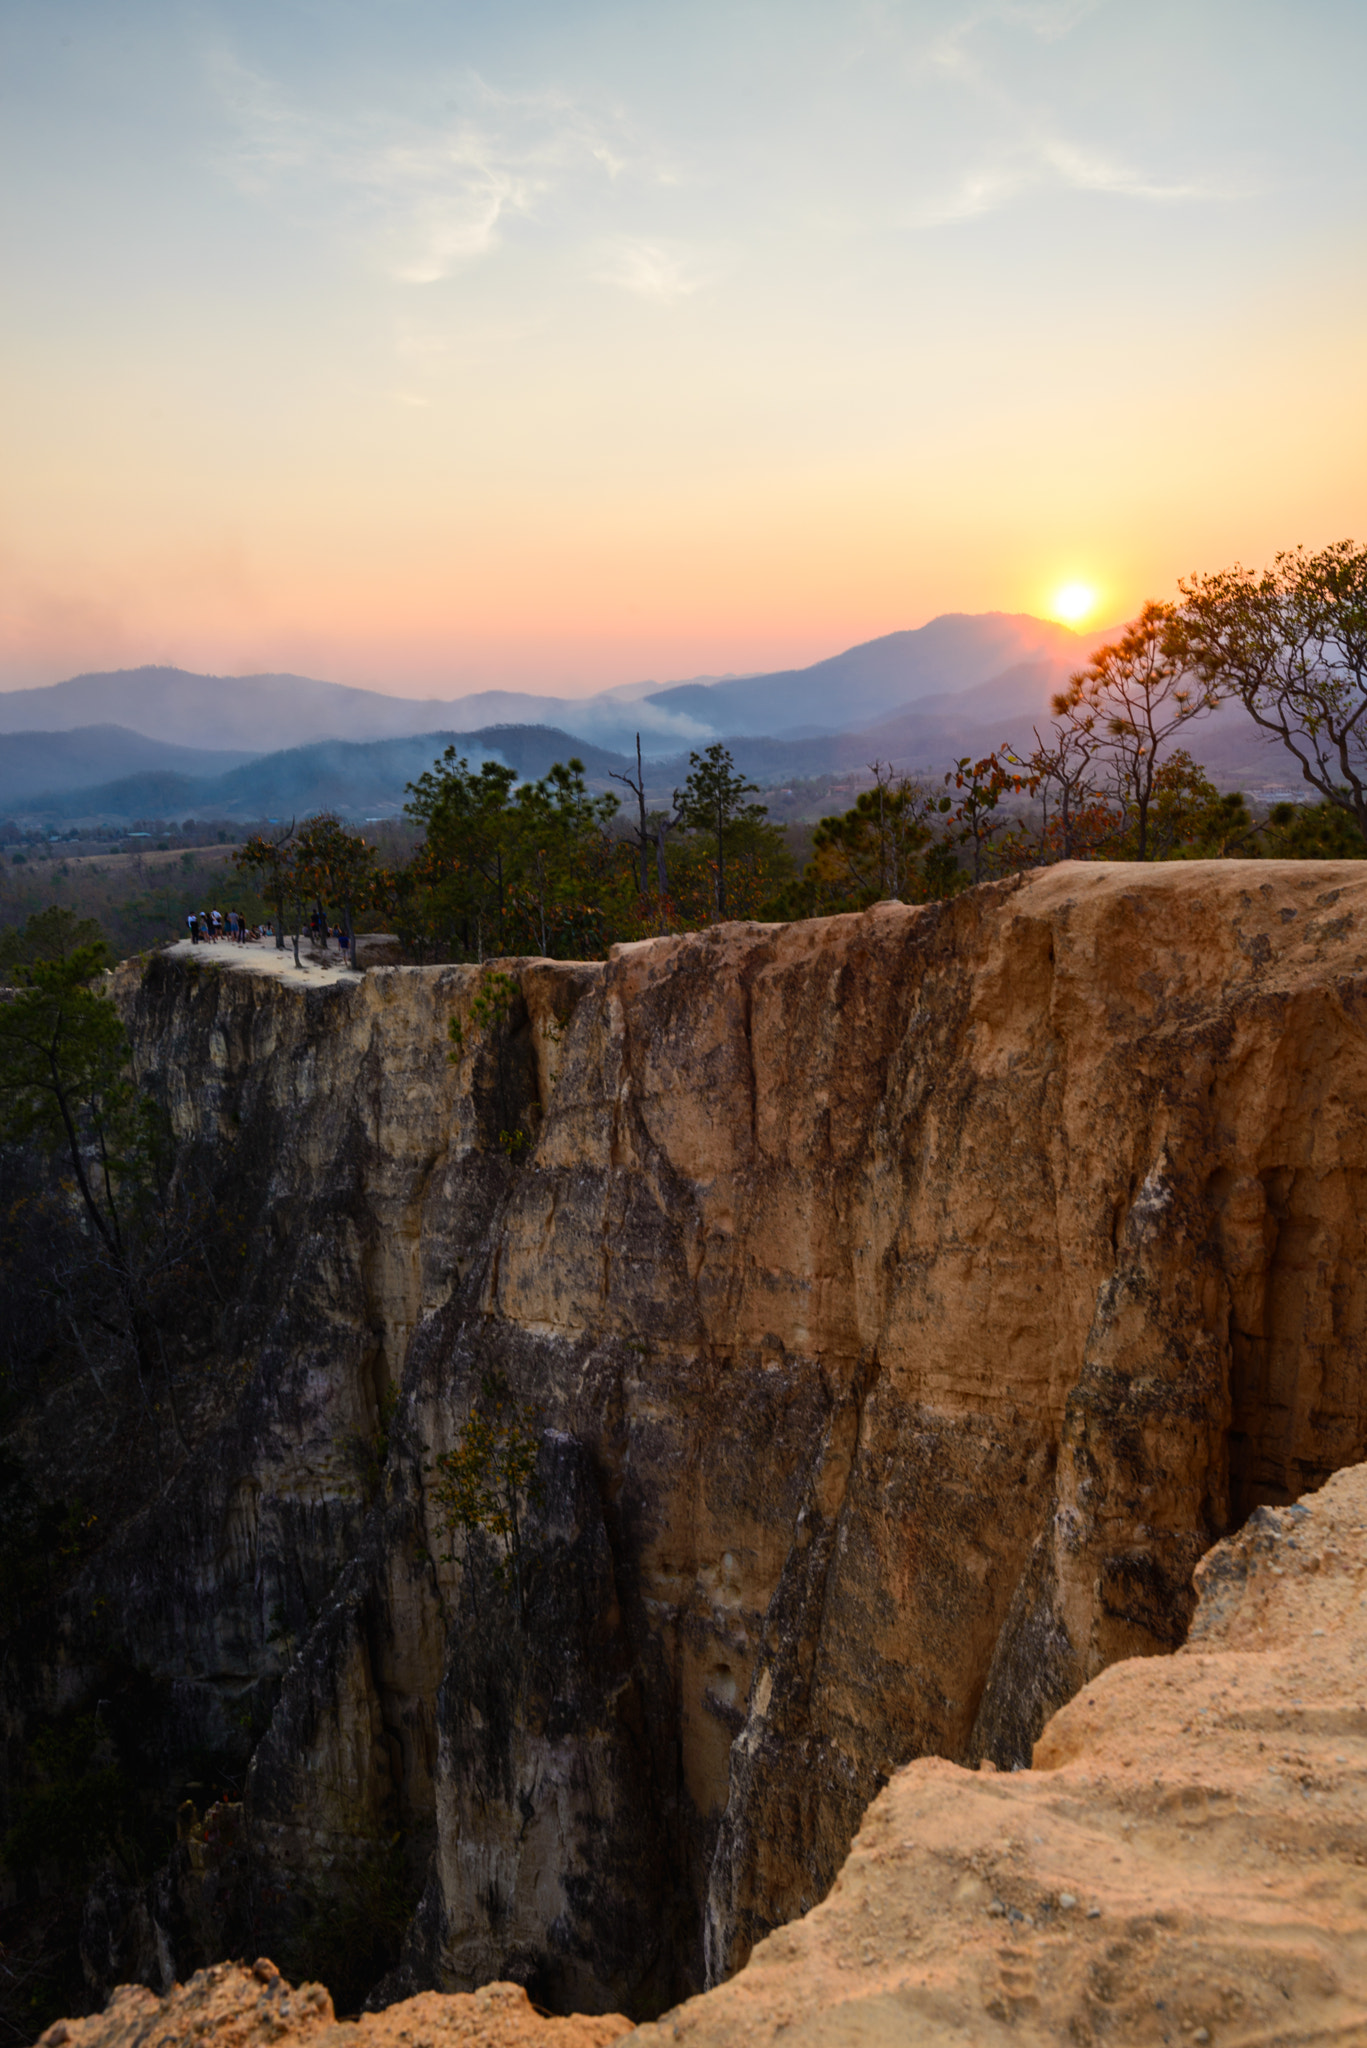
0, 611, 1293, 822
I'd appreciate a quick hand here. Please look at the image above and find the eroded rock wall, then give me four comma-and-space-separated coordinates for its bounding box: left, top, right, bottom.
630, 1456, 1367, 2047
95, 862, 1367, 2012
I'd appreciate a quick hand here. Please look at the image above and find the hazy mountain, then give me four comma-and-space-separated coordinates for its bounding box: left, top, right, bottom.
642, 613, 1092, 736
1, 616, 1297, 819
15, 727, 636, 825
683, 662, 1296, 794
0, 667, 711, 756
0, 668, 505, 752
0, 619, 1093, 760
0, 726, 260, 808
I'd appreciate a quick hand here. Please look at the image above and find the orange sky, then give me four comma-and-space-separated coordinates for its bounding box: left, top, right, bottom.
3, 1, 1364, 697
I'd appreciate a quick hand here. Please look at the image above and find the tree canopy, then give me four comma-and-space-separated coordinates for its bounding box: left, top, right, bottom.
1178, 541, 1367, 839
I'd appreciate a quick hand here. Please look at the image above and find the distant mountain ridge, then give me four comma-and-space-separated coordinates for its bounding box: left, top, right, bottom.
0, 725, 261, 808
0, 613, 1294, 820
12, 727, 637, 825
645, 613, 1088, 736
0, 614, 1096, 760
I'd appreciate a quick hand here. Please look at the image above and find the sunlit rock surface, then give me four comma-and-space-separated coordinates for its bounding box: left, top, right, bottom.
631, 1456, 1367, 2046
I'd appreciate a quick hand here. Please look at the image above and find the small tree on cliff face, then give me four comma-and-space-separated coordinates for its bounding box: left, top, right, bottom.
447, 968, 532, 1161
431, 1373, 543, 1624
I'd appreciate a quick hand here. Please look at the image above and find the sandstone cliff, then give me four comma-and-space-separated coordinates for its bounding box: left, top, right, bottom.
631, 1451, 1367, 2045
49, 1457, 1367, 2047
49, 860, 1367, 2014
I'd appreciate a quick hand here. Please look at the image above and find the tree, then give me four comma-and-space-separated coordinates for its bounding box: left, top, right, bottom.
291, 815, 375, 968
610, 734, 653, 898
447, 968, 531, 1159
1178, 541, 1367, 841
943, 752, 1033, 884
430, 1372, 543, 1624
233, 824, 296, 951
1259, 799, 1367, 860
804, 764, 945, 910
1141, 752, 1254, 860
1050, 602, 1220, 860
1016, 725, 1107, 862
509, 760, 622, 957
405, 751, 521, 955
674, 744, 767, 919
0, 942, 202, 1472
0, 908, 106, 984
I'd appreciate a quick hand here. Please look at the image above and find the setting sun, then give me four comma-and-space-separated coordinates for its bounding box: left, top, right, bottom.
1050, 581, 1099, 626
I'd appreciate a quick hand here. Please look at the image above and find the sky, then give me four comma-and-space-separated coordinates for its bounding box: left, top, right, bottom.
1, 0, 1364, 699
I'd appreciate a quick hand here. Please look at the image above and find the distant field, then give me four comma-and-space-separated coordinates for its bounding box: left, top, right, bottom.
0, 842, 270, 957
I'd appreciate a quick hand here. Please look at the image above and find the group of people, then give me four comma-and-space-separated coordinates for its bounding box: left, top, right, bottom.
183, 907, 353, 959
185, 910, 270, 944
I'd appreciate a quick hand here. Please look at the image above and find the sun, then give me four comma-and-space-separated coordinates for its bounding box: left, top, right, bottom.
1051, 580, 1099, 626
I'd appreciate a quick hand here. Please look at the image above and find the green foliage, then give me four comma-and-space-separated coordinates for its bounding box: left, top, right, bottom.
430, 1372, 543, 1623
1260, 799, 1367, 858
399, 748, 630, 959
674, 743, 774, 918
447, 969, 532, 1156
795, 766, 951, 913
0, 944, 155, 1264
0, 911, 227, 1482
1133, 752, 1254, 859
0, 908, 106, 985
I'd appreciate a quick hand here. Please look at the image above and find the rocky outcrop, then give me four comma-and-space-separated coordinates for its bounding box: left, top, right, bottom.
37, 1958, 630, 2048
631, 1453, 1367, 2046
72, 861, 1367, 2013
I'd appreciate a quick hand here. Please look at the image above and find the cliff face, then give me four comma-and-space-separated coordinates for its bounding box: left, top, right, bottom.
630, 1456, 1367, 2047
89, 861, 1367, 2014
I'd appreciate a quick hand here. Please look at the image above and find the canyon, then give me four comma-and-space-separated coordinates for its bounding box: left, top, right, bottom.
20, 859, 1367, 2022
49, 1453, 1367, 2047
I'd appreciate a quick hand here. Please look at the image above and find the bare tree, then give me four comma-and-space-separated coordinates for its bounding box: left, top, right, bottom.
1019, 723, 1102, 860
610, 734, 652, 896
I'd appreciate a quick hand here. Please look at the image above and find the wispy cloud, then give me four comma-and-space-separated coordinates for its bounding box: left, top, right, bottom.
916, 134, 1227, 227
593, 237, 719, 304
906, 0, 1242, 225
209, 53, 638, 283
